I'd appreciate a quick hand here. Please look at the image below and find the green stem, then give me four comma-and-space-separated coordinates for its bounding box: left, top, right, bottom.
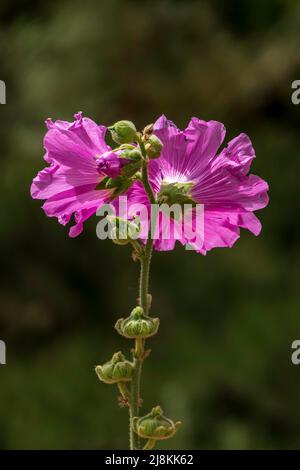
129, 140, 155, 450
130, 239, 153, 450
138, 135, 156, 205
143, 439, 156, 450
117, 382, 131, 402
141, 159, 156, 204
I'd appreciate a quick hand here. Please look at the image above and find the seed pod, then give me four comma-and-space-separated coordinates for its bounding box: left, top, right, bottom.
95, 351, 133, 384
132, 406, 181, 441
115, 306, 159, 339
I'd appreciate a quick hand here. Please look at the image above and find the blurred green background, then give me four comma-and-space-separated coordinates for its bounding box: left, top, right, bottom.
0, 0, 300, 450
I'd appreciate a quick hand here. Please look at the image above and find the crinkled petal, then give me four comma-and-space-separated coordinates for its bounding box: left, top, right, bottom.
46, 112, 109, 156
44, 113, 109, 170
69, 207, 99, 238
31, 113, 113, 237
215, 133, 255, 176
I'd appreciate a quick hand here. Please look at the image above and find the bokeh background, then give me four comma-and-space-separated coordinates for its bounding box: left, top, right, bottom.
0, 0, 300, 450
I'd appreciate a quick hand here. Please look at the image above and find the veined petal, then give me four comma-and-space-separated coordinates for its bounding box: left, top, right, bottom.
31, 163, 102, 200
42, 185, 111, 218
183, 117, 226, 177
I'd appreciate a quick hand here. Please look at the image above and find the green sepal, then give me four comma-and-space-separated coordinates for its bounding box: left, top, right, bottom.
95, 351, 133, 385
157, 181, 196, 209
105, 176, 123, 189
120, 160, 142, 178
115, 306, 160, 339
107, 176, 134, 199
95, 176, 110, 190
132, 406, 181, 441
107, 216, 140, 245
119, 148, 142, 162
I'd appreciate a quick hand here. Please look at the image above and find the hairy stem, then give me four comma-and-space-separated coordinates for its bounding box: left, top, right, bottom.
143, 439, 156, 450
130, 237, 153, 450
129, 141, 155, 450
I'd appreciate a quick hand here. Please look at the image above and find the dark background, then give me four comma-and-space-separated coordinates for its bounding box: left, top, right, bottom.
0, 0, 300, 449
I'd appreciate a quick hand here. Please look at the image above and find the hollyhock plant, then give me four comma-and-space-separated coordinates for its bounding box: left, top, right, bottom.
30, 113, 269, 450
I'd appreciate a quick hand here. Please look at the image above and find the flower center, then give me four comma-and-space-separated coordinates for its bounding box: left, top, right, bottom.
157, 181, 196, 207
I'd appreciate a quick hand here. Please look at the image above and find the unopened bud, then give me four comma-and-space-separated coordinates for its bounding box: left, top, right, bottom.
96, 151, 121, 178
132, 406, 181, 441
115, 306, 159, 339
143, 123, 154, 138
95, 351, 133, 384
144, 135, 163, 159
108, 120, 137, 144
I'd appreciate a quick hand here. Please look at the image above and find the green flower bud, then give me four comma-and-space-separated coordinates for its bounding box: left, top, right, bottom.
144, 135, 163, 159
120, 148, 142, 162
109, 120, 137, 144
95, 351, 133, 384
132, 406, 181, 441
115, 306, 160, 339
143, 123, 154, 138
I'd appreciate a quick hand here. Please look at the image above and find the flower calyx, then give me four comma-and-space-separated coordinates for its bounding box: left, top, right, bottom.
157, 181, 196, 208
107, 215, 141, 246
95, 351, 133, 384
132, 406, 181, 441
115, 306, 159, 339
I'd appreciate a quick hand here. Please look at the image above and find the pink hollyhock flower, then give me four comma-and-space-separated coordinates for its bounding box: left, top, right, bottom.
30, 112, 122, 237
125, 115, 269, 254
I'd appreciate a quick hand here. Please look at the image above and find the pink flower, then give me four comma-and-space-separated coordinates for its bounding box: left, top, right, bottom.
96, 150, 131, 178
96, 151, 121, 178
126, 115, 269, 254
30, 112, 116, 237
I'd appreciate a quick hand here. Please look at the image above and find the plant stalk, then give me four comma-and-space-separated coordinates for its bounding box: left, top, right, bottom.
129, 140, 155, 450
